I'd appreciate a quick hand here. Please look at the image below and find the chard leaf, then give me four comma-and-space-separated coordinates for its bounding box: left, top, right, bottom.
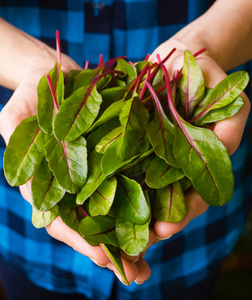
59, 204, 85, 233
173, 118, 234, 205
115, 59, 137, 83
99, 244, 128, 285
88, 100, 124, 132
163, 64, 234, 206
87, 117, 120, 152
145, 155, 184, 189
120, 149, 154, 177
76, 151, 106, 205
193, 95, 244, 126
54, 84, 102, 141
31, 155, 65, 211
60, 192, 78, 208
64, 70, 81, 98
89, 176, 117, 216
179, 50, 205, 119
56, 70, 65, 107
117, 97, 149, 160
95, 127, 122, 154
4, 116, 44, 186
146, 102, 178, 167
79, 215, 119, 247
114, 175, 150, 224
32, 205, 59, 228
191, 71, 249, 123
101, 138, 138, 176
116, 215, 149, 256
154, 182, 187, 222
37, 64, 64, 134
44, 135, 87, 194
74, 69, 99, 90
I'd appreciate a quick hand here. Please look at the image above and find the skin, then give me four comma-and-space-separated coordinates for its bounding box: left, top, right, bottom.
0, 0, 252, 285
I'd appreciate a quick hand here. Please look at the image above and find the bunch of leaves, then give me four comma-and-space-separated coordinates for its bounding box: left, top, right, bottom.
3, 32, 249, 284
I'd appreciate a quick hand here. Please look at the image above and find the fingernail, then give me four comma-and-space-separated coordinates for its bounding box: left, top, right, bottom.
135, 281, 144, 285
90, 258, 107, 268
156, 234, 172, 241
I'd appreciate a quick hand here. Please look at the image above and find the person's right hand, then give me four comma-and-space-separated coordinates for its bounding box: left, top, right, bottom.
0, 61, 151, 285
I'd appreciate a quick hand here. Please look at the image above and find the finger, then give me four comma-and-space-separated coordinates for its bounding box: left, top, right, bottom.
107, 256, 139, 285
46, 217, 110, 267
19, 181, 32, 205
154, 189, 209, 239
213, 92, 251, 155
134, 257, 151, 284
121, 251, 140, 263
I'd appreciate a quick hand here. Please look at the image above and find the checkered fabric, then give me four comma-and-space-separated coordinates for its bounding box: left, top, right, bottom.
0, 1, 251, 299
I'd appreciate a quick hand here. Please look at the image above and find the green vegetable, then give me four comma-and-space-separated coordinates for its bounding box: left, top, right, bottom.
3, 36, 249, 283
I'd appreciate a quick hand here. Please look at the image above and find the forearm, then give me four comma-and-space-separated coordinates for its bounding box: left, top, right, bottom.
173, 0, 252, 71
0, 18, 59, 90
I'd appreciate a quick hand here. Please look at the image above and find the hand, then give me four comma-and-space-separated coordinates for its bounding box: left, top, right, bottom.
147, 39, 250, 242
0, 59, 151, 285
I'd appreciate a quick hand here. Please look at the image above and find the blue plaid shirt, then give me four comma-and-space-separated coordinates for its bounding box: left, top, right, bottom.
0, 1, 252, 299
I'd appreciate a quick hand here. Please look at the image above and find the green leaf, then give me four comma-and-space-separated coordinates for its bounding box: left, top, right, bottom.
88, 100, 124, 133
79, 215, 119, 247
4, 116, 44, 186
86, 117, 120, 153
115, 59, 137, 83
120, 149, 154, 177
114, 175, 150, 224
32, 205, 59, 228
74, 69, 99, 90
54, 84, 102, 141
146, 102, 178, 167
59, 204, 85, 233
64, 69, 81, 98
60, 192, 78, 208
191, 71, 249, 123
179, 50, 205, 119
37, 64, 64, 134
95, 127, 122, 154
154, 182, 187, 222
44, 135, 87, 194
145, 155, 184, 189
173, 117, 234, 206
116, 215, 149, 256
117, 97, 149, 160
193, 95, 244, 126
99, 244, 129, 285
76, 151, 106, 205
89, 176, 117, 216
31, 155, 65, 211
101, 138, 138, 176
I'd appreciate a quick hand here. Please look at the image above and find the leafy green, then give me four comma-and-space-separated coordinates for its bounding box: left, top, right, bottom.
31, 155, 65, 211
4, 116, 44, 186
32, 205, 59, 228
154, 182, 187, 222
44, 135, 87, 194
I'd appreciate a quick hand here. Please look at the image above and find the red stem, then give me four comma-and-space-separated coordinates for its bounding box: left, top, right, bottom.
46, 74, 59, 114
78, 206, 88, 218
84, 60, 89, 70
56, 30, 61, 73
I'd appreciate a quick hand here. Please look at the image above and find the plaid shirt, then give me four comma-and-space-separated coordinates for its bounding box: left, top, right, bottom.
0, 1, 252, 299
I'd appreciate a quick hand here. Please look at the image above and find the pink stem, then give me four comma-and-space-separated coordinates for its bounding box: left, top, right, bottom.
97, 54, 104, 68
139, 68, 150, 100
46, 75, 59, 114
56, 30, 61, 72
84, 60, 89, 70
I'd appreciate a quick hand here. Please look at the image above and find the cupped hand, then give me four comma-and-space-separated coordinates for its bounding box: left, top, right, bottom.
0, 58, 151, 285
147, 39, 250, 242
